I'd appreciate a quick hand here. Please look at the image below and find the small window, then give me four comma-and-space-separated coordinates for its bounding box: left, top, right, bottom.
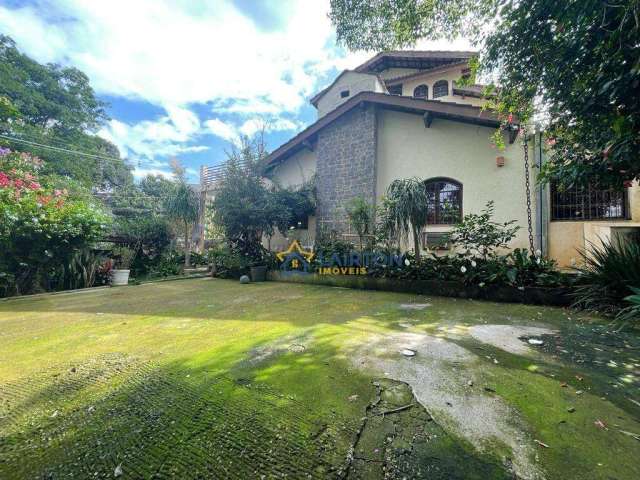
433, 80, 449, 98
550, 183, 628, 221
422, 232, 450, 250
387, 84, 402, 95
425, 178, 462, 224
340, 90, 350, 98
413, 84, 428, 99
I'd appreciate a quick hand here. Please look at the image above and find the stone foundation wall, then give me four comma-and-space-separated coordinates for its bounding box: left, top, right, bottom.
315, 104, 377, 234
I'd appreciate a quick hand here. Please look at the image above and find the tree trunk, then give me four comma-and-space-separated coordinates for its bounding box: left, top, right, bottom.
184, 220, 191, 268
412, 226, 421, 261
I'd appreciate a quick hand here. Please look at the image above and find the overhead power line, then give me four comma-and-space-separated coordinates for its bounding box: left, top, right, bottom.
0, 133, 127, 164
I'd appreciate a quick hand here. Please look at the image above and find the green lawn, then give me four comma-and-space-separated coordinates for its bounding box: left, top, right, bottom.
0, 278, 638, 479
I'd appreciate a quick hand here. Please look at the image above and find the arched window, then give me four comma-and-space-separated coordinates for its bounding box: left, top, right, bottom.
433, 80, 449, 99
413, 84, 428, 99
425, 178, 462, 224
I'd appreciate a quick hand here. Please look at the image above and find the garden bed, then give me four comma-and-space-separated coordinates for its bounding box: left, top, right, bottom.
268, 271, 572, 306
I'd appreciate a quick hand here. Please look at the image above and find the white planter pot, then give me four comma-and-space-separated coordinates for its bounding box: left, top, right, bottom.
111, 269, 130, 286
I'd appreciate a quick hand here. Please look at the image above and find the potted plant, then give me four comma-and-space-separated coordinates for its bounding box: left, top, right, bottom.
249, 250, 270, 282
110, 246, 136, 286
249, 262, 268, 282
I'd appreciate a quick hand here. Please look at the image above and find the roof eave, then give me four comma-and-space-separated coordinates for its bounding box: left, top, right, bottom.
266, 92, 502, 170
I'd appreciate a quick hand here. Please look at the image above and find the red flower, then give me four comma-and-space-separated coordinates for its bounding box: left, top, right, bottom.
28, 181, 41, 190
13, 179, 24, 189
507, 113, 514, 123
0, 172, 9, 187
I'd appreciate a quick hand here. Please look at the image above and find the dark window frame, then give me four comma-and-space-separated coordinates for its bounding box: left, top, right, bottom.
387, 84, 403, 95
425, 177, 463, 225
413, 84, 428, 99
340, 90, 350, 98
433, 80, 449, 98
550, 183, 630, 221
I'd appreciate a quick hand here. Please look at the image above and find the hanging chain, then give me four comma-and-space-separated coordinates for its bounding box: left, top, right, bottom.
522, 126, 536, 254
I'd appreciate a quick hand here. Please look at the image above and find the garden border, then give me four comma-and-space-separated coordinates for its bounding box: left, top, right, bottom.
268, 271, 572, 307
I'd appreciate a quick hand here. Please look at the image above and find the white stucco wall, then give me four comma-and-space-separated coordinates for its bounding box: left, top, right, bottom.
316, 72, 386, 118
376, 109, 536, 251
266, 148, 318, 251
269, 148, 316, 188
398, 68, 485, 107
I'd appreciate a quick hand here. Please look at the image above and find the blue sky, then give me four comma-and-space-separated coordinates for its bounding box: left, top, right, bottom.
0, 0, 469, 182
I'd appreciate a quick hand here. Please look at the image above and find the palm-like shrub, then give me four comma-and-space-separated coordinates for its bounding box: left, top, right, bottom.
165, 181, 199, 267
386, 178, 429, 260
573, 239, 640, 316
345, 197, 375, 252
617, 287, 640, 325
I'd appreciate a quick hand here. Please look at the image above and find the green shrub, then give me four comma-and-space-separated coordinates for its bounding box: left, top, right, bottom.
367, 249, 567, 288
114, 216, 173, 276
448, 201, 520, 258
314, 227, 354, 258
150, 251, 184, 277
207, 245, 251, 279
0, 149, 109, 295
111, 246, 136, 269
573, 239, 640, 315
187, 251, 206, 266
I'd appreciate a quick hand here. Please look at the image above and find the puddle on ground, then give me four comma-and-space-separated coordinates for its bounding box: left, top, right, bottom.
399, 303, 432, 311
468, 325, 556, 356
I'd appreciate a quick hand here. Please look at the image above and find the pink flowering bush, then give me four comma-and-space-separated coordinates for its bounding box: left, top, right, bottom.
0, 148, 109, 295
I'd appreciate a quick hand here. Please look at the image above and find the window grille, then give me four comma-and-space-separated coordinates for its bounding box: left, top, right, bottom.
387, 84, 402, 95
413, 84, 428, 98
433, 80, 449, 98
425, 178, 462, 224
550, 183, 628, 221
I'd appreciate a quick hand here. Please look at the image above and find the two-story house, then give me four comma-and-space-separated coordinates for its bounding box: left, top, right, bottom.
205, 51, 640, 267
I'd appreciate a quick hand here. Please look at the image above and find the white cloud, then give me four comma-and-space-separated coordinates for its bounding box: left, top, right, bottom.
239, 118, 302, 137
131, 167, 174, 180
0, 0, 353, 114
204, 116, 303, 145
204, 118, 239, 144
98, 112, 209, 161
0, 0, 473, 171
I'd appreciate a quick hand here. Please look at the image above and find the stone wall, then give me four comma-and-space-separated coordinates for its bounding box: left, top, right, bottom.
316, 104, 377, 233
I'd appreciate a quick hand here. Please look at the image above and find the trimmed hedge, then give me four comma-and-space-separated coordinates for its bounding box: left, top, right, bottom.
268, 271, 571, 307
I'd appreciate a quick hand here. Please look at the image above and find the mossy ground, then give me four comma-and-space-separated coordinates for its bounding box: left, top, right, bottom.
0, 279, 638, 479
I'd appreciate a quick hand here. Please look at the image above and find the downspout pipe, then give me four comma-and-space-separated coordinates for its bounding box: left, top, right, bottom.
534, 131, 548, 255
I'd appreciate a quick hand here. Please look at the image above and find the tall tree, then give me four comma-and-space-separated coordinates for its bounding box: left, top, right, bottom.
329, 0, 640, 188
0, 35, 131, 188
210, 135, 283, 260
